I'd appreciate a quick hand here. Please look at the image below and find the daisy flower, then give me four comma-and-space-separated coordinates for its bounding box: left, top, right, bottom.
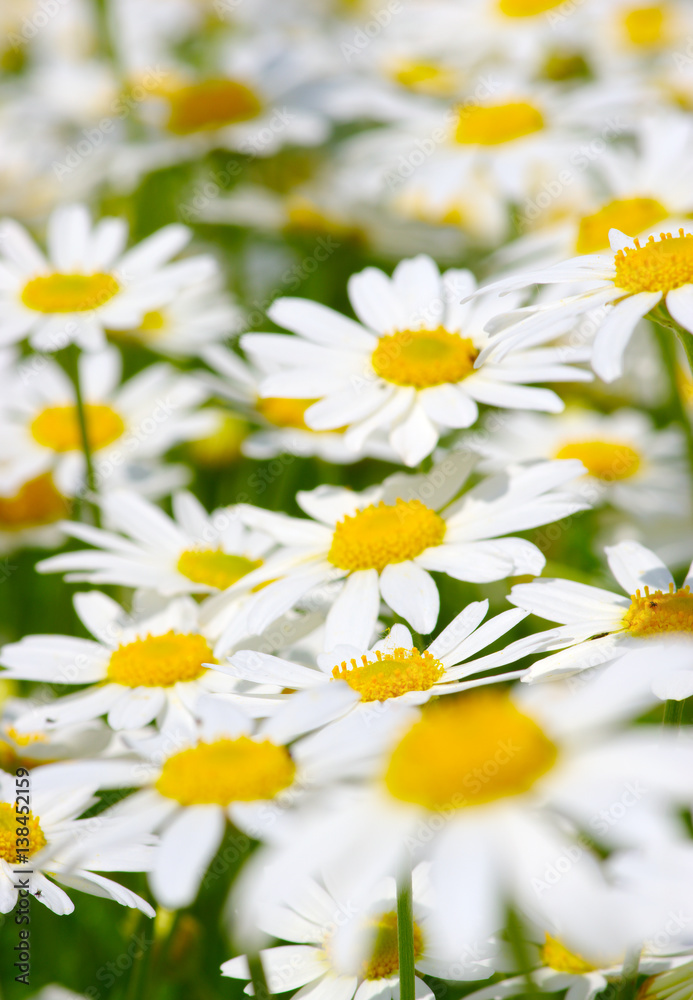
200, 344, 399, 465
476, 408, 690, 517
242, 255, 591, 467
0, 202, 215, 351
0, 763, 155, 916
0, 591, 247, 734
234, 668, 693, 960
0, 694, 112, 772
212, 454, 588, 651
104, 691, 357, 909
472, 224, 693, 383
108, 274, 243, 358
222, 865, 495, 1000
218, 603, 536, 728
0, 345, 213, 499
36, 487, 273, 604
507, 540, 693, 691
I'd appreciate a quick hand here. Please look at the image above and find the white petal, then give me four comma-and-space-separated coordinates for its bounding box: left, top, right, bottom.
150, 806, 224, 908
604, 541, 675, 596
591, 292, 660, 382
379, 562, 439, 634
324, 569, 380, 650
268, 298, 377, 349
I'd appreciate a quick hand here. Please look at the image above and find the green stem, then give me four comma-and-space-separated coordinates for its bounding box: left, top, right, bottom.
122, 913, 150, 1000
651, 319, 693, 500
664, 699, 684, 727
58, 344, 101, 526
248, 953, 271, 1000
619, 947, 642, 1000
397, 869, 416, 1000
505, 908, 540, 1000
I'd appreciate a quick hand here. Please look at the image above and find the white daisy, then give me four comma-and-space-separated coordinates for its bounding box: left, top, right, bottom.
0, 763, 155, 916
0, 591, 246, 734
242, 255, 591, 467
217, 603, 535, 728
104, 691, 357, 909
209, 454, 588, 651
0, 345, 213, 499
0, 694, 112, 771
472, 224, 693, 383
232, 669, 693, 961
0, 202, 215, 351
475, 408, 690, 517
200, 344, 400, 465
507, 540, 693, 693
222, 865, 495, 1000
36, 487, 273, 601
108, 274, 243, 358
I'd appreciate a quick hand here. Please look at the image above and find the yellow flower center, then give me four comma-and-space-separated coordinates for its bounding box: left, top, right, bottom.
454, 102, 545, 146
622, 584, 693, 637
176, 548, 263, 590
0, 473, 70, 530
21, 273, 119, 313
389, 59, 458, 96
554, 439, 641, 481
622, 5, 669, 47
332, 647, 445, 702
576, 198, 669, 254
0, 802, 47, 862
541, 935, 597, 975
166, 79, 263, 134
107, 631, 215, 688
155, 736, 296, 806
257, 396, 318, 430
362, 911, 425, 980
30, 404, 125, 453
384, 689, 558, 812
328, 499, 446, 573
371, 328, 478, 388
498, 0, 565, 15
614, 231, 693, 294
187, 413, 248, 467
542, 51, 591, 82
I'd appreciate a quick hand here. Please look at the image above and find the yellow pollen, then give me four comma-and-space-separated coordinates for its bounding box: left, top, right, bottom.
554, 439, 641, 481
6, 727, 47, 748
541, 935, 597, 975
107, 631, 215, 688
155, 736, 295, 806
622, 5, 669, 47
614, 230, 693, 294
454, 102, 545, 146
257, 396, 317, 430
576, 198, 669, 254
166, 79, 263, 134
188, 412, 248, 467
30, 404, 125, 453
384, 689, 558, 811
21, 273, 119, 313
362, 911, 425, 980
622, 583, 693, 637
328, 499, 446, 573
499, 0, 565, 15
176, 548, 263, 590
0, 473, 70, 530
332, 647, 445, 702
372, 328, 478, 388
0, 802, 47, 862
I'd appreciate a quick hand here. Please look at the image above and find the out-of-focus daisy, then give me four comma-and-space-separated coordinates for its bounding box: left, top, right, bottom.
233, 670, 692, 960
107, 275, 243, 358
242, 255, 591, 466
0, 694, 112, 772
220, 603, 535, 728
0, 346, 212, 498
507, 540, 693, 689
223, 865, 495, 999
105, 691, 356, 909
476, 408, 689, 517
214, 455, 587, 650
0, 764, 155, 916
201, 344, 400, 464
473, 225, 693, 382
0, 591, 245, 733
0, 203, 215, 351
